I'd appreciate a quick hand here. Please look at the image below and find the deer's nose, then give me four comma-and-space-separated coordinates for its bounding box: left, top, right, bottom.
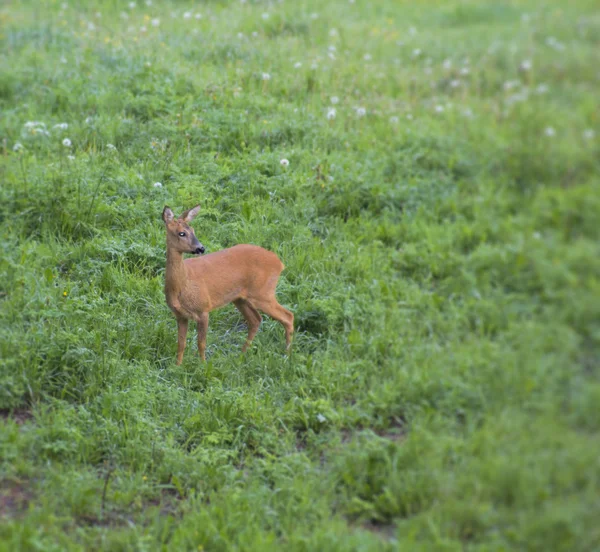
195, 246, 205, 254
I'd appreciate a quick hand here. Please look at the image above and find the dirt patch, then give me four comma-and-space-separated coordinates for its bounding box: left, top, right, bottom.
374, 415, 407, 442
341, 417, 407, 445
0, 408, 33, 426
374, 427, 405, 442
360, 520, 397, 541
76, 488, 184, 529
0, 480, 33, 518
76, 512, 126, 528
145, 487, 184, 517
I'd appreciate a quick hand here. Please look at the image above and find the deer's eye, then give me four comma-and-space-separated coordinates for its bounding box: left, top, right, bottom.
178, 232, 186, 237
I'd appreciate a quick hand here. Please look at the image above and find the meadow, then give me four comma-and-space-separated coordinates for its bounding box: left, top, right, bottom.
1, 0, 599, 550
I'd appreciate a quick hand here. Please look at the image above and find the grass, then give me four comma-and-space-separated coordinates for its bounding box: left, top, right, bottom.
1, 0, 599, 550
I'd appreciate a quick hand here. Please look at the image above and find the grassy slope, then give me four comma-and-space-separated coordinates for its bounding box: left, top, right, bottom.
1, 0, 599, 550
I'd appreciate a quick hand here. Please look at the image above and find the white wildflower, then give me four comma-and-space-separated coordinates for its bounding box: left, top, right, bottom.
356, 107, 366, 117
533, 232, 541, 239
520, 59, 532, 71
310, 13, 319, 19
62, 138, 72, 147
262, 72, 271, 81
24, 121, 45, 129
107, 143, 117, 151
459, 67, 470, 76
506, 90, 529, 105
146, 0, 152, 5
53, 123, 68, 130
406, 113, 414, 120
128, 1, 136, 8
261, 12, 269, 19
389, 116, 399, 124
535, 84, 549, 94
544, 127, 556, 137
60, 56, 67, 64
409, 26, 417, 35
140, 25, 147, 32
503, 80, 519, 91
153, 182, 162, 188
67, 155, 75, 161
330, 96, 339, 104
151, 18, 160, 27
450, 79, 461, 88
329, 28, 338, 37
463, 108, 473, 118
311, 62, 318, 70
546, 37, 565, 51
183, 11, 192, 19
412, 48, 421, 58
280, 158, 289, 167
364, 53, 372, 61
316, 413, 327, 423
583, 129, 595, 140
87, 22, 96, 31
328, 45, 336, 53
435, 105, 445, 113
195, 13, 202, 20
442, 59, 452, 70
328, 52, 336, 61
294, 62, 302, 69
327, 107, 336, 120
13, 142, 24, 152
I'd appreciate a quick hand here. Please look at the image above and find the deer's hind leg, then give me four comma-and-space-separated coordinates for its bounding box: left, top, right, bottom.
234, 299, 262, 352
252, 299, 294, 350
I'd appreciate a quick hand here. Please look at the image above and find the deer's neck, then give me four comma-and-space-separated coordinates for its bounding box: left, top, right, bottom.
165, 248, 187, 295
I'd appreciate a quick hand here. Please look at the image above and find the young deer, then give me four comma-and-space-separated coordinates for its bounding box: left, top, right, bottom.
162, 205, 293, 364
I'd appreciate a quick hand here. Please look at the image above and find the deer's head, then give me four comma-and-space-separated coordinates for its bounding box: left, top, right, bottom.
162, 205, 205, 255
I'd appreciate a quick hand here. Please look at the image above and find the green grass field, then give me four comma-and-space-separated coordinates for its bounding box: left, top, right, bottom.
1, 0, 599, 550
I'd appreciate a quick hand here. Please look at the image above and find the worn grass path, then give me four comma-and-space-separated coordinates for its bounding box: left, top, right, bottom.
1, 0, 599, 550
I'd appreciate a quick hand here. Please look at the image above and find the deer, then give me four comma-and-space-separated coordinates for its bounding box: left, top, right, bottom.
162, 204, 294, 364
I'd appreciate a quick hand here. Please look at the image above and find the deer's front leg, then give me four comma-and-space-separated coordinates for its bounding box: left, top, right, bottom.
176, 318, 188, 365
197, 312, 209, 361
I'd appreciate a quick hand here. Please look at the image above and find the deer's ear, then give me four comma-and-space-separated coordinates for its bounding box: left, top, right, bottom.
180, 204, 201, 222
162, 206, 175, 224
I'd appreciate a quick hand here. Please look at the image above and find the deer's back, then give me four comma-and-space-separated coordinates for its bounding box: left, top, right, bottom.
183, 244, 284, 309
